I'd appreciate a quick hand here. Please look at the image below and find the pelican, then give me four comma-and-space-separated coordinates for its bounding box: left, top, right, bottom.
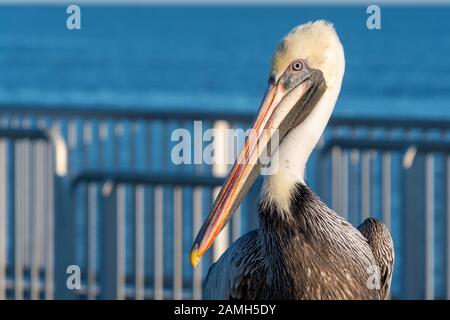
190, 21, 394, 300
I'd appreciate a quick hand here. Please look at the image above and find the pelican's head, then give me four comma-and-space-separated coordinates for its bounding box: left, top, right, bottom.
191, 21, 345, 267
270, 20, 344, 90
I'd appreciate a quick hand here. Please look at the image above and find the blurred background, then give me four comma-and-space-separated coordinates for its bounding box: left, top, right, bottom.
0, 0, 450, 300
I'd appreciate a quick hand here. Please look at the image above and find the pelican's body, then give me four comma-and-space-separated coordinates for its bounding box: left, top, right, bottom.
191, 21, 394, 300
204, 185, 393, 299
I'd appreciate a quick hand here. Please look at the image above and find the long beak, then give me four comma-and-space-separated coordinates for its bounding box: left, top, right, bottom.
190, 75, 320, 267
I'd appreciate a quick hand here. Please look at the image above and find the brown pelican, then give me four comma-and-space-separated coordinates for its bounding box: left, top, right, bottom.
190, 21, 394, 300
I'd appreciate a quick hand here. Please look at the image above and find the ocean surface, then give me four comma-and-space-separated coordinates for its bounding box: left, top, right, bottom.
0, 5, 450, 118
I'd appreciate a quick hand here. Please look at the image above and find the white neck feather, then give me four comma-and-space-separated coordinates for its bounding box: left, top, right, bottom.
262, 62, 344, 214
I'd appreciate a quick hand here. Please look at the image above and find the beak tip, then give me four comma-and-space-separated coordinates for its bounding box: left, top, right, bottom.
190, 245, 201, 268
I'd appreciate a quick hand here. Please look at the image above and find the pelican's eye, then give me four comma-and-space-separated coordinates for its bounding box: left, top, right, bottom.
292, 60, 303, 72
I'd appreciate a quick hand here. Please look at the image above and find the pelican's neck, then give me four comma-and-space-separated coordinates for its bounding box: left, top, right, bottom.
261, 78, 343, 215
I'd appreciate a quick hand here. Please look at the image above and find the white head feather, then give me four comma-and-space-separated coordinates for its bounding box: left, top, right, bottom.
262, 20, 346, 214
271, 20, 344, 88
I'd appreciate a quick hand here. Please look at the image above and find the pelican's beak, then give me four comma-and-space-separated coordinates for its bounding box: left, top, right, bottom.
190, 66, 325, 267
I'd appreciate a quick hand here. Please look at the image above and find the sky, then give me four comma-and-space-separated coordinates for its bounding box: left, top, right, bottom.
0, 0, 449, 5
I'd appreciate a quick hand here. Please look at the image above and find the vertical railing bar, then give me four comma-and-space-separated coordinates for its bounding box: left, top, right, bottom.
100, 182, 118, 299
361, 151, 371, 221
0, 140, 6, 299
38, 141, 44, 298
15, 141, 24, 300
447, 155, 450, 299
84, 121, 93, 146
0, 114, 6, 127
11, 116, 20, 129
117, 184, 126, 300
87, 183, 98, 300
349, 149, 360, 225
22, 116, 31, 129
192, 187, 202, 300
382, 152, 392, 230
173, 186, 183, 299
22, 141, 28, 298
99, 121, 108, 167
331, 146, 342, 213
68, 119, 77, 151
23, 140, 31, 292
24, 141, 31, 289
146, 121, 153, 173
24, 141, 31, 298
342, 150, 349, 220
46, 140, 55, 299
154, 186, 164, 300
83, 121, 93, 169
43, 139, 50, 299
37, 141, 45, 298
130, 121, 138, 169
114, 121, 124, 169
83, 177, 89, 297
161, 122, 168, 173
425, 154, 435, 300
135, 185, 145, 300
31, 142, 41, 299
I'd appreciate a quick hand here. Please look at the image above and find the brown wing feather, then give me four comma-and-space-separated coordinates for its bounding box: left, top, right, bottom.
203, 230, 263, 299
357, 217, 395, 299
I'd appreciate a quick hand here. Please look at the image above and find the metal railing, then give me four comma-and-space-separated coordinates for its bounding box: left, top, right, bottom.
0, 105, 450, 299
0, 127, 67, 299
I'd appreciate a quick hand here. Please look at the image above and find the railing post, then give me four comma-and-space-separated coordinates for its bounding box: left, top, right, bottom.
52, 127, 77, 300
443, 155, 450, 299
54, 175, 76, 299
100, 183, 119, 299
0, 141, 8, 299
402, 151, 426, 299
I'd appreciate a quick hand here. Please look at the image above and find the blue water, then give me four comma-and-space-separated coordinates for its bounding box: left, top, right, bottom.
1, 5, 450, 118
